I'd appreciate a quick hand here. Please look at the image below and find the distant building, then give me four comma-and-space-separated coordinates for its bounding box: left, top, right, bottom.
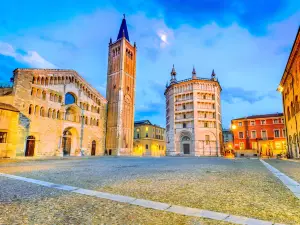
133, 120, 166, 156
222, 129, 233, 154
277, 27, 300, 159
231, 113, 286, 157
165, 66, 222, 156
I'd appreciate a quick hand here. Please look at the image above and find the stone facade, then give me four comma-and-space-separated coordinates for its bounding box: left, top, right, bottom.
106, 17, 137, 156
133, 120, 166, 156
165, 66, 222, 156
0, 69, 107, 157
278, 27, 300, 159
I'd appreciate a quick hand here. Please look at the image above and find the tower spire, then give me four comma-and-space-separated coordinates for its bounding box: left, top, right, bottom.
211, 69, 216, 80
170, 64, 177, 84
117, 15, 130, 41
192, 66, 197, 79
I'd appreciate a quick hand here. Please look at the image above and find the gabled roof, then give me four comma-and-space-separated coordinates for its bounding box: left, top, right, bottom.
0, 103, 19, 112
232, 113, 283, 121
134, 120, 152, 125
117, 17, 130, 42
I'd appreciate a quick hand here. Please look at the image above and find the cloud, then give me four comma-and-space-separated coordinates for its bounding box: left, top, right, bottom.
221, 87, 278, 104
0, 41, 56, 68
135, 102, 165, 118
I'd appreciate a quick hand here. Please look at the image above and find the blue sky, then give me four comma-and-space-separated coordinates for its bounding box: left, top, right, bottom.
0, 0, 299, 128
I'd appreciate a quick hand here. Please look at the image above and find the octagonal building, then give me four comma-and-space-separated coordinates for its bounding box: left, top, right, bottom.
165, 66, 222, 156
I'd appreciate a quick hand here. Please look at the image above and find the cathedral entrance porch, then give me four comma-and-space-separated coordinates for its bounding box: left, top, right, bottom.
61, 127, 79, 156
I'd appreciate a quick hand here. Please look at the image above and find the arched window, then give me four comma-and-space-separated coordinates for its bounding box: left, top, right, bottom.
57, 110, 60, 120
41, 77, 45, 85
42, 91, 46, 100
90, 117, 93, 125
85, 117, 88, 125
54, 94, 58, 102
48, 109, 52, 118
50, 93, 54, 101
35, 105, 39, 116
40, 107, 45, 117
58, 96, 62, 103
29, 104, 33, 115
287, 106, 291, 120
52, 110, 56, 119
65, 93, 76, 105
291, 101, 295, 116
37, 89, 42, 98
96, 119, 99, 126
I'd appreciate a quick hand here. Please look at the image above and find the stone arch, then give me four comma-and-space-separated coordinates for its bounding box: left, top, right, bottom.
41, 77, 45, 85
50, 77, 53, 85
65, 106, 80, 122
180, 131, 193, 155
37, 89, 42, 98
62, 127, 79, 156
58, 77, 61, 84
37, 77, 41, 85
31, 87, 36, 96
45, 77, 49, 85
54, 94, 58, 102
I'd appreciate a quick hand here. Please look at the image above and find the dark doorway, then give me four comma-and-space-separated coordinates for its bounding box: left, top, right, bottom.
91, 140, 96, 156
62, 130, 72, 156
109, 149, 112, 155
183, 144, 190, 154
25, 136, 35, 156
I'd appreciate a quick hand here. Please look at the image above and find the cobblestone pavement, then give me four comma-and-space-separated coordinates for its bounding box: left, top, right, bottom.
266, 159, 300, 183
0, 157, 299, 224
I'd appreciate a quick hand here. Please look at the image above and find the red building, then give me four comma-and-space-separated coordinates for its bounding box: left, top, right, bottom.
231, 113, 287, 157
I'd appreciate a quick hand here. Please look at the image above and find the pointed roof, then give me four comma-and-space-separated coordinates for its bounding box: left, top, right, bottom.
171, 64, 176, 75
117, 14, 130, 42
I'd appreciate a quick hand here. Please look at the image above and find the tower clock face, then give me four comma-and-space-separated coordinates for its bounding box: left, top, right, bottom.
124, 94, 131, 104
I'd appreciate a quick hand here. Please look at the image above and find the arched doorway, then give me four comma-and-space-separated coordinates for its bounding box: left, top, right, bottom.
181, 136, 191, 154
62, 130, 72, 156
25, 136, 35, 156
91, 140, 96, 156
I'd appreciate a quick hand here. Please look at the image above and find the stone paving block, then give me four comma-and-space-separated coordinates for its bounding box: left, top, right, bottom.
278, 175, 299, 186
244, 218, 273, 225
96, 192, 136, 203
286, 185, 300, 194
223, 215, 249, 224
196, 209, 229, 221
166, 205, 203, 216
73, 188, 100, 196
50, 184, 78, 191
131, 199, 170, 210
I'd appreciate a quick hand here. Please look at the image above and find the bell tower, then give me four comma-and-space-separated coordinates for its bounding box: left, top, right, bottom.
106, 15, 137, 156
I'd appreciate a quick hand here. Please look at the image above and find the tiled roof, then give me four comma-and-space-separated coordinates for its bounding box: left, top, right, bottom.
117, 17, 130, 41
232, 113, 283, 121
134, 120, 152, 125
0, 103, 19, 112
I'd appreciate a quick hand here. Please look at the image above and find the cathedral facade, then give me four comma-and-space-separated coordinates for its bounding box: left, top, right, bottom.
0, 69, 107, 157
0, 16, 136, 158
165, 66, 223, 156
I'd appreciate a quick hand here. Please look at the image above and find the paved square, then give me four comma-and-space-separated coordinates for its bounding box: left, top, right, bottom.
0, 157, 300, 224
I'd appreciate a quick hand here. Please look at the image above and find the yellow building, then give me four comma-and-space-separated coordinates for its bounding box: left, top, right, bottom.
133, 120, 166, 156
278, 27, 300, 158
0, 103, 21, 158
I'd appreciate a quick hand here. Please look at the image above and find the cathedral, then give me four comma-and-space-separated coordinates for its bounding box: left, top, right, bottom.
0, 16, 136, 157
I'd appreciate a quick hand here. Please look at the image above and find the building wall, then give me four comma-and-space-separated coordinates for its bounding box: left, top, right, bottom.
166, 77, 222, 156
279, 29, 300, 158
0, 109, 21, 158
133, 124, 166, 156
0, 68, 107, 157
106, 38, 136, 156
231, 116, 286, 157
